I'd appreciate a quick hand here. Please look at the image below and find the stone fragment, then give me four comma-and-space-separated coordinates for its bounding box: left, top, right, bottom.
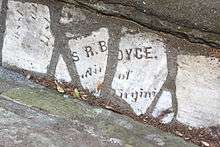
152, 91, 174, 123
68, 28, 109, 96
55, 55, 72, 82
2, 1, 54, 73
176, 55, 220, 127
111, 32, 168, 115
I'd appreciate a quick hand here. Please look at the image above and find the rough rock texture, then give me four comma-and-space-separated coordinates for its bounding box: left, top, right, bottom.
2, 1, 54, 73
64, 0, 220, 48
0, 0, 219, 128
0, 67, 198, 147
176, 55, 220, 127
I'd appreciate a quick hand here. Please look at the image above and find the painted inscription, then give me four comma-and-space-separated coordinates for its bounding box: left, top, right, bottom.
112, 33, 168, 115
68, 28, 109, 96
2, 1, 54, 73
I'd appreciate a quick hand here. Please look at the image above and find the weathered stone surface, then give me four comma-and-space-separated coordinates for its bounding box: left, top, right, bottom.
112, 32, 168, 115
64, 0, 220, 48
152, 91, 173, 124
60, 4, 86, 24
2, 1, 54, 73
0, 72, 198, 146
0, 0, 219, 128
68, 27, 109, 96
176, 55, 220, 127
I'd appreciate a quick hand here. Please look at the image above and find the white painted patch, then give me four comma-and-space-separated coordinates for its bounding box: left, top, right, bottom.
60, 5, 86, 24
2, 1, 54, 73
176, 55, 220, 127
68, 28, 109, 96
112, 33, 168, 115
0, 0, 2, 10
55, 55, 72, 82
152, 91, 173, 123
161, 113, 174, 124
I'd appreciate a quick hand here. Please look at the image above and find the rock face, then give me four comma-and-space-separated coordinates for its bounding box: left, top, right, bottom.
0, 68, 198, 147
65, 0, 220, 48
111, 32, 168, 115
176, 55, 220, 127
0, 0, 219, 128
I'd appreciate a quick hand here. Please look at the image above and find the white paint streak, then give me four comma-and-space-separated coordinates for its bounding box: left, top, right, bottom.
0, 0, 2, 10
176, 55, 220, 127
2, 1, 54, 73
55, 55, 72, 82
112, 33, 168, 115
68, 28, 109, 96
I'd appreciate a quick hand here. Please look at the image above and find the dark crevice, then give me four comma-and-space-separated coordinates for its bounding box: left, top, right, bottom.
60, 0, 220, 49
96, 1, 220, 35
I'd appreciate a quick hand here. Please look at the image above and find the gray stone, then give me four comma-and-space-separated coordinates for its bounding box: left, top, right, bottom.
0, 0, 2, 10
152, 90, 174, 124
2, 1, 54, 73
67, 27, 109, 96
111, 32, 168, 115
176, 55, 220, 127
0, 0, 219, 128
64, 0, 220, 48
0, 71, 198, 147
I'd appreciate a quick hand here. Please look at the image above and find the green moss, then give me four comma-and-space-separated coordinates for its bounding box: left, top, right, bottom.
1, 86, 197, 147
2, 87, 99, 119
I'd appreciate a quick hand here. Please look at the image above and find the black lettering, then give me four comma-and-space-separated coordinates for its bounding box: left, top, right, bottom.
144, 92, 149, 98
94, 65, 97, 74
118, 50, 123, 61
144, 47, 153, 59
124, 92, 128, 99
85, 68, 92, 77
140, 88, 143, 98
85, 46, 94, 57
71, 52, 79, 62
125, 70, 131, 80
125, 49, 132, 60
135, 91, 138, 102
120, 92, 123, 98
134, 48, 143, 59
118, 74, 122, 79
99, 41, 108, 52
